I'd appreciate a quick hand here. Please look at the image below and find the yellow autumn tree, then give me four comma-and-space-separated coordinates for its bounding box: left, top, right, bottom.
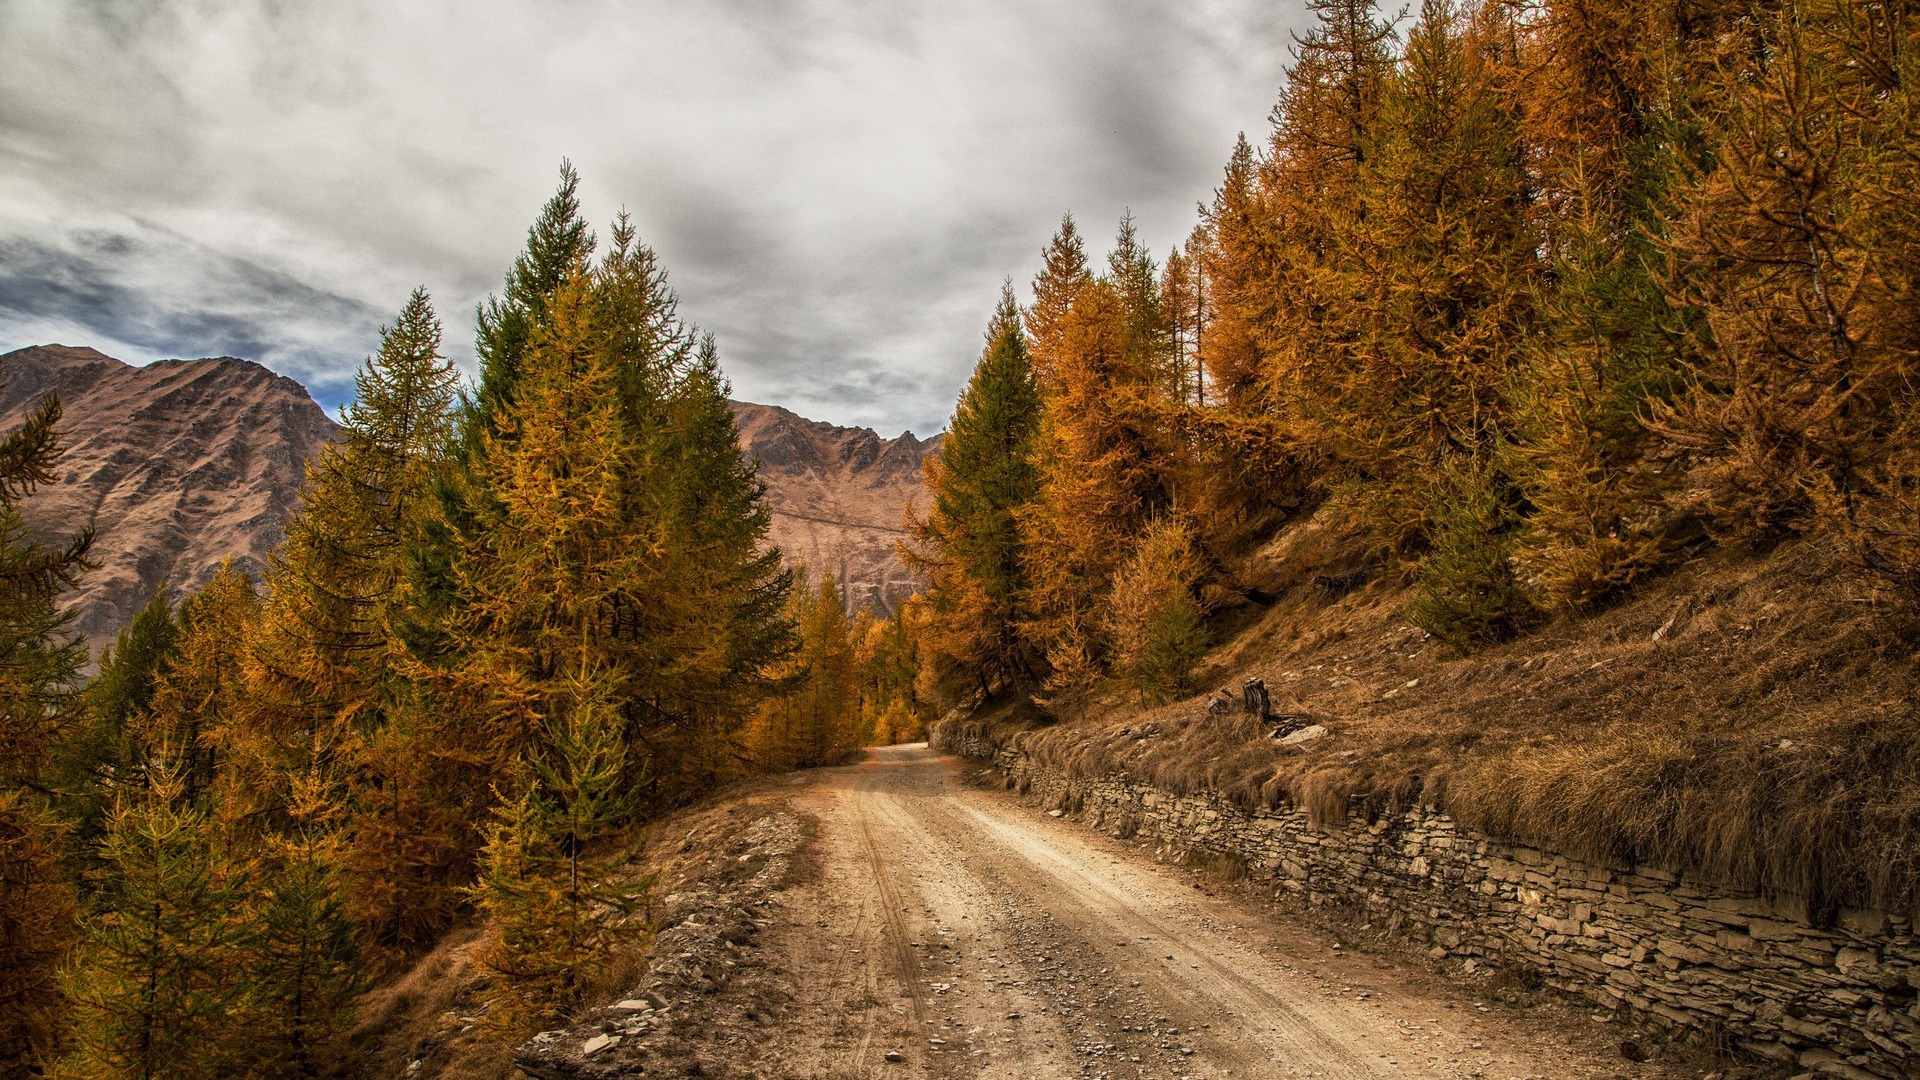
1103, 516, 1210, 703
1019, 222, 1176, 689
1655, 0, 1920, 591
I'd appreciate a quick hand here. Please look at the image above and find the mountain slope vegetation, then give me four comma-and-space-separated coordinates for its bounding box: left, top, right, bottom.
910, 0, 1920, 921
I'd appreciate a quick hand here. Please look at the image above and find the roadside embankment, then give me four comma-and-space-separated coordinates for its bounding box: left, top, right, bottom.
935, 720, 1920, 1079
513, 795, 808, 1079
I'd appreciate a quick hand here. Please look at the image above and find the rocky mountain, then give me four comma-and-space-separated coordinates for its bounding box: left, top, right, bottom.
0, 345, 935, 659
0, 345, 340, 655
730, 401, 937, 615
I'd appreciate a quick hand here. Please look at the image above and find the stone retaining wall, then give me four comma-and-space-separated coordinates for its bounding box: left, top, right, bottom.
935, 724, 1920, 1079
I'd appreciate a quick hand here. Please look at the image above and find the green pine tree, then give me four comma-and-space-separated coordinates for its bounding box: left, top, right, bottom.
473, 161, 597, 438
57, 586, 181, 883
905, 284, 1043, 697
1, 386, 93, 786
56, 755, 247, 1080
638, 331, 797, 794
0, 383, 92, 1073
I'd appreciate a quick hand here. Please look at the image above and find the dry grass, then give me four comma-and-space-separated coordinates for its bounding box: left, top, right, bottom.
350, 925, 516, 1080
1182, 847, 1251, 886
995, 507, 1920, 920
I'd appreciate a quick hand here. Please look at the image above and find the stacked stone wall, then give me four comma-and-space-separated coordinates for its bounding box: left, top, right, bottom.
934, 725, 1920, 1079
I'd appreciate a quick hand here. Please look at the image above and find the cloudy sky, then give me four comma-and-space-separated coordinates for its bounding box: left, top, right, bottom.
0, 0, 1306, 435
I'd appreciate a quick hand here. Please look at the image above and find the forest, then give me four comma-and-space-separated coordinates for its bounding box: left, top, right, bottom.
911, 0, 1917, 699
905, 0, 1920, 938
1, 0, 1915, 1071
0, 169, 927, 1076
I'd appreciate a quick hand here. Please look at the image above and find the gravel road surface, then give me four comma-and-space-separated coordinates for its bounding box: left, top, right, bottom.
741, 743, 1667, 1080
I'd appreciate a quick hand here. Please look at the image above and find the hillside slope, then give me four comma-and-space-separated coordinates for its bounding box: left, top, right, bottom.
730, 400, 936, 614
945, 507, 1920, 918
0, 344, 340, 652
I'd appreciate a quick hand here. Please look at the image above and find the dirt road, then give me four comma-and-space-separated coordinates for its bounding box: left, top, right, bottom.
729, 743, 1666, 1080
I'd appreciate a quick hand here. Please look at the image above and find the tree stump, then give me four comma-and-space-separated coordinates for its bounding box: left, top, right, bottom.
1242, 677, 1271, 721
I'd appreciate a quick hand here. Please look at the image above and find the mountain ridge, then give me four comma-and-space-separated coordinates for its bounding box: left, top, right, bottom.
728, 399, 938, 613
1, 344, 340, 652
0, 344, 933, 657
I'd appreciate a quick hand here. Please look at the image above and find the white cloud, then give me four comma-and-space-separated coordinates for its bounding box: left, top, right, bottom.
0, 0, 1308, 433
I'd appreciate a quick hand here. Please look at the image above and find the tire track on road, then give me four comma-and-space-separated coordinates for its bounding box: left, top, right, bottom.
947, 798, 1383, 1077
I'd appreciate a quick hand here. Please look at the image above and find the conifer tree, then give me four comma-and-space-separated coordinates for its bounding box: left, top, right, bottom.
1502, 0, 1700, 608
340, 681, 490, 957
637, 332, 796, 792
847, 607, 882, 747
743, 581, 807, 775
1019, 262, 1170, 689
474, 162, 597, 436
905, 285, 1042, 697
0, 385, 92, 1073
1161, 239, 1208, 407
1181, 0, 1396, 545
1024, 215, 1094, 382
456, 232, 712, 1018
1404, 455, 1537, 645
1511, 180, 1685, 607
1257, 0, 1397, 428
0, 791, 71, 1076
455, 269, 625, 762
252, 288, 455, 731
1104, 517, 1211, 702
1318, 0, 1537, 557
233, 770, 361, 1080
746, 570, 855, 770
83, 587, 179, 751
1288, 0, 1400, 175
1107, 214, 1178, 400
454, 201, 794, 816
56, 755, 246, 1080
1168, 141, 1320, 553
1196, 137, 1269, 408
791, 577, 857, 768
246, 289, 467, 953
534, 670, 634, 904
1, 388, 93, 784
57, 587, 181, 881
414, 164, 600, 684
160, 565, 262, 816
469, 785, 580, 1032
469, 677, 636, 1033
853, 608, 925, 745
1655, 0, 1920, 589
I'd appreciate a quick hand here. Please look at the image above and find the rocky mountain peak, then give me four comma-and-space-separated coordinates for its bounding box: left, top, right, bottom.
729, 401, 937, 614
1, 345, 341, 654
